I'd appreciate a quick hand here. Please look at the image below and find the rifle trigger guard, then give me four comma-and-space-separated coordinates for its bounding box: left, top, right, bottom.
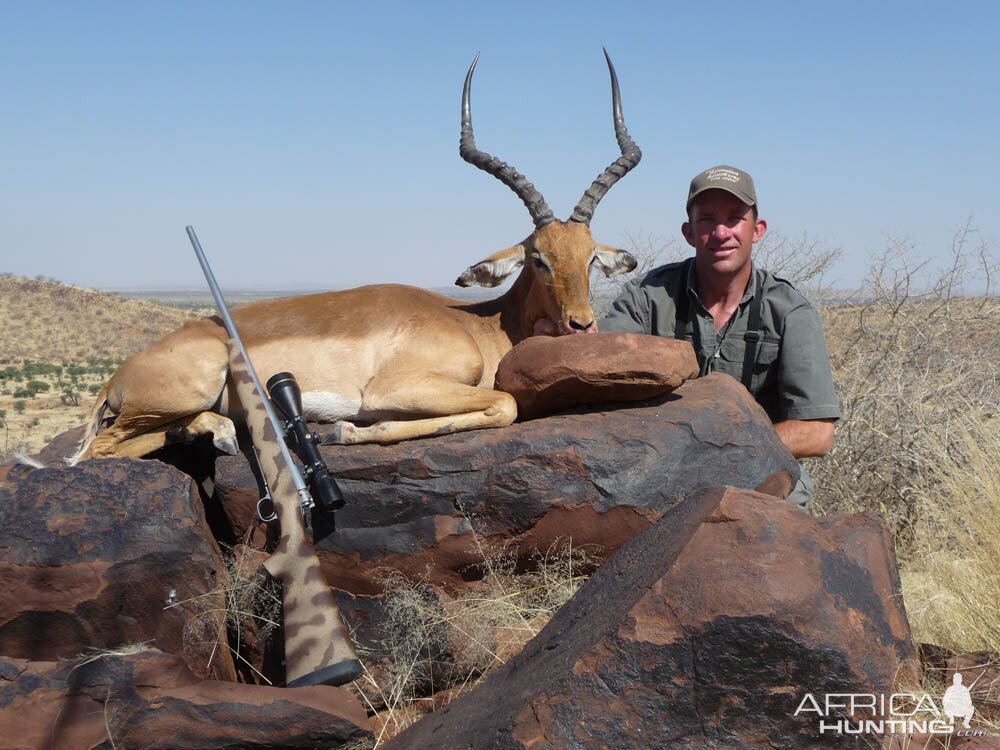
257, 494, 278, 524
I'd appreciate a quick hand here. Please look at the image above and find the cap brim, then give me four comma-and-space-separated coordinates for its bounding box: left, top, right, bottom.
686, 185, 756, 211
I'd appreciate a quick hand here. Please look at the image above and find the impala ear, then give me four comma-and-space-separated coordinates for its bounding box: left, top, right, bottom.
593, 244, 637, 278
456, 244, 526, 287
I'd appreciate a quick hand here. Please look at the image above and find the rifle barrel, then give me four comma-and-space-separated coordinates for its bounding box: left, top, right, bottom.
185, 225, 314, 511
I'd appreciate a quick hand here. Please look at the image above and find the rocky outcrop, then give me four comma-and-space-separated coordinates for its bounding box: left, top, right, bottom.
0, 459, 236, 682
215, 373, 802, 596
494, 333, 699, 418
385, 486, 918, 750
0, 649, 371, 750
2, 371, 931, 749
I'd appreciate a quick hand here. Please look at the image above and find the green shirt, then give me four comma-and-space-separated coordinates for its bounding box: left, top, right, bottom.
600, 259, 840, 423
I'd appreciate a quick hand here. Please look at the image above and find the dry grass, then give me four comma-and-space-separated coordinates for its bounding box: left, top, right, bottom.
354, 532, 598, 746
165, 539, 282, 684
897, 419, 1000, 653
76, 641, 155, 666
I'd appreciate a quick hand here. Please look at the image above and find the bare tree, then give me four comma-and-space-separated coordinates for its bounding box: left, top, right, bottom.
591, 229, 842, 316
811, 221, 1000, 555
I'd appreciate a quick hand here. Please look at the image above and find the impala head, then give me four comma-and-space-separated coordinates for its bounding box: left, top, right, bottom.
454, 50, 642, 336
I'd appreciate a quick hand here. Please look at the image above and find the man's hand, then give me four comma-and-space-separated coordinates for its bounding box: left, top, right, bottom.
774, 418, 835, 458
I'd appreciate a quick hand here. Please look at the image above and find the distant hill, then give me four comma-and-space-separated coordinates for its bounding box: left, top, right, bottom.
0, 275, 201, 365
106, 285, 499, 307
0, 277, 503, 367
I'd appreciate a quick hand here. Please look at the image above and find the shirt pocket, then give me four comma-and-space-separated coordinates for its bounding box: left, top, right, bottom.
717, 336, 780, 390
752, 338, 781, 391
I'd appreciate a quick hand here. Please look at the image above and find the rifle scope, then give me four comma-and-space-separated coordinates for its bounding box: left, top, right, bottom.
266, 372, 345, 513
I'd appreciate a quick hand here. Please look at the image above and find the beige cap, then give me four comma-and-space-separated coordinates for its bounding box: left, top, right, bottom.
686, 165, 757, 211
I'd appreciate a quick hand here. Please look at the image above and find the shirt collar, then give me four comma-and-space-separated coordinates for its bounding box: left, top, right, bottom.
686, 259, 759, 305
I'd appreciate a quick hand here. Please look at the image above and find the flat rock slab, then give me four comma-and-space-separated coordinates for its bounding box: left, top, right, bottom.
0, 459, 236, 681
385, 486, 917, 750
495, 333, 699, 418
0, 650, 371, 750
215, 373, 801, 596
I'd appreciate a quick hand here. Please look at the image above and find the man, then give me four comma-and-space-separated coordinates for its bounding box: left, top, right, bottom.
599, 165, 840, 507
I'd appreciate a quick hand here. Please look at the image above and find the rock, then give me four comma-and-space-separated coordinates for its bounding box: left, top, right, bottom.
815, 511, 918, 684
754, 468, 796, 499
214, 373, 801, 597
0, 459, 237, 682
0, 649, 371, 750
384, 486, 917, 750
494, 333, 699, 418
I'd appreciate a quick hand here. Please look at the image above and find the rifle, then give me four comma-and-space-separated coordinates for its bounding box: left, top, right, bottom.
186, 226, 362, 688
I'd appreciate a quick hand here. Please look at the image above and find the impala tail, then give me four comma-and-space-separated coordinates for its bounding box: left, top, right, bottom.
68, 380, 112, 466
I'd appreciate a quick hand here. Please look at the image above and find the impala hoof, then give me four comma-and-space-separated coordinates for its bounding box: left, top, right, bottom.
329, 421, 357, 445
214, 435, 239, 456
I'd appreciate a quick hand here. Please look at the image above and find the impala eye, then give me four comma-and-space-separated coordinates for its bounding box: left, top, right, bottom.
532, 255, 549, 271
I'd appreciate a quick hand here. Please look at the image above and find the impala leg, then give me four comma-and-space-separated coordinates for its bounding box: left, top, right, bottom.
332, 373, 517, 445
87, 412, 237, 459
80, 328, 231, 461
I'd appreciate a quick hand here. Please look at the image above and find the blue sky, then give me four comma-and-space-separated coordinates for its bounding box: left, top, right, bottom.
2, 1, 997, 292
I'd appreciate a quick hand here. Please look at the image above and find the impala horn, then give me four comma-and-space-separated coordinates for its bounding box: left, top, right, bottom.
570, 48, 642, 225
460, 53, 556, 229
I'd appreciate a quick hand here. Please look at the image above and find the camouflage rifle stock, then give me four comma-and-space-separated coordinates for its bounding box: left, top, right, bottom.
228, 345, 362, 686
187, 226, 362, 688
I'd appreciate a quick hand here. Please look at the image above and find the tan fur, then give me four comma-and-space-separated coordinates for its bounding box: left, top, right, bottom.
76, 220, 634, 459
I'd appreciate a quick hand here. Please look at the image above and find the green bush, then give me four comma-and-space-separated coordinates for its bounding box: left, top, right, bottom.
13, 401, 25, 414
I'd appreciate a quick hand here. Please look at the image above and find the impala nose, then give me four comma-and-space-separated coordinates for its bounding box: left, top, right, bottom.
569, 317, 596, 333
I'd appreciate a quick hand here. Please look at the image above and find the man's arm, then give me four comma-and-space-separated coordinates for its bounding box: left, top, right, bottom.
774, 418, 835, 458
770, 300, 840, 455
598, 278, 649, 334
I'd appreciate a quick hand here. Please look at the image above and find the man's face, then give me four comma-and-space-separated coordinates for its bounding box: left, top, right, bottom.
681, 189, 767, 279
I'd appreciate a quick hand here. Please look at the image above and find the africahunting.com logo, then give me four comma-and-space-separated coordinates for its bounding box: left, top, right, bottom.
795, 672, 988, 737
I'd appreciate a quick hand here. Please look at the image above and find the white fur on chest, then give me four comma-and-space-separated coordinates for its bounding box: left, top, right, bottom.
301, 391, 363, 422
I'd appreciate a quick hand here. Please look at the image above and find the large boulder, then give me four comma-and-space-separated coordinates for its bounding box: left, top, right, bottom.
0, 649, 371, 750
0, 459, 236, 682
215, 373, 802, 596
384, 486, 918, 750
494, 333, 699, 418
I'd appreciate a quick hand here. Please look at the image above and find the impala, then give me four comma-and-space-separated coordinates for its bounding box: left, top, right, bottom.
74, 50, 641, 462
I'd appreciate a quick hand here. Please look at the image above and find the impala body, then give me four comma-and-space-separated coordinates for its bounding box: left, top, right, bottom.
75, 51, 641, 461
